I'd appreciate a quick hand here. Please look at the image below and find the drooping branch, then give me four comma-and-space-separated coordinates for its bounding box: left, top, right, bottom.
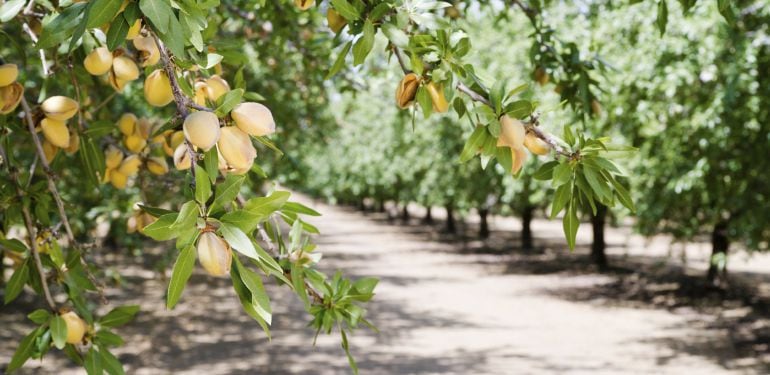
390, 46, 570, 157
152, 32, 200, 192
0, 144, 56, 311
20, 96, 108, 304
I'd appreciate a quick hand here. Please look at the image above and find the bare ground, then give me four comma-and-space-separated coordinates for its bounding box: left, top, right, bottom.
2, 195, 770, 374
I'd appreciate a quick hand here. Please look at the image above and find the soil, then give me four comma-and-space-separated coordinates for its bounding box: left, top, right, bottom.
1, 195, 769, 374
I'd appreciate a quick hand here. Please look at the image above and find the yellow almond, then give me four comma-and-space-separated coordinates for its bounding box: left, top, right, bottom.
41, 96, 78, 121
112, 56, 140, 81
230, 102, 275, 137
40, 117, 70, 148
205, 75, 230, 102
83, 47, 114, 76
144, 69, 174, 107
146, 156, 169, 175
197, 232, 232, 276
294, 0, 315, 10
0, 82, 23, 115
133, 36, 160, 67
0, 64, 19, 87
523, 132, 550, 156
497, 115, 526, 150
117, 113, 137, 136
173, 143, 192, 170
183, 111, 220, 151
61, 311, 87, 344
104, 145, 124, 169
218, 126, 257, 170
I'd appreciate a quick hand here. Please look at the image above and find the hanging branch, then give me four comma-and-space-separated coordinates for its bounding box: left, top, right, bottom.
390, 46, 570, 157
0, 144, 56, 311
19, 96, 108, 304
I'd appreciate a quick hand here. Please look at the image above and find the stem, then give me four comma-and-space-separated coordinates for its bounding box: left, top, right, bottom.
0, 144, 56, 310
20, 96, 108, 304
392, 44, 409, 73
152, 32, 199, 192
22, 22, 49, 76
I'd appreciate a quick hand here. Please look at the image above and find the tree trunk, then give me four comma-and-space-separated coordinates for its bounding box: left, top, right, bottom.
377, 200, 385, 213
479, 208, 490, 239
423, 206, 433, 224
401, 203, 409, 222
707, 221, 729, 285
0, 251, 4, 287
591, 205, 608, 271
521, 205, 534, 250
445, 205, 456, 234
358, 198, 366, 211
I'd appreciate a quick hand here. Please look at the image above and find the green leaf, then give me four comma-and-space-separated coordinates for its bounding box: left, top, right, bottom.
656, 0, 668, 35
203, 148, 219, 183
138, 205, 175, 217
27, 309, 51, 324
84, 347, 103, 375
460, 125, 489, 162
4, 260, 29, 304
95, 330, 125, 347
167, 244, 196, 309
341, 329, 359, 375
382, 23, 408, 48
194, 166, 212, 205
551, 162, 572, 188
0, 0, 25, 23
220, 209, 262, 234
36, 4, 88, 49
86, 0, 122, 28
282, 202, 321, 216
142, 213, 180, 241
582, 166, 612, 203
105, 15, 130, 51
353, 277, 378, 295
230, 263, 271, 337
326, 41, 352, 79
243, 191, 291, 218
219, 223, 258, 260
99, 305, 140, 328
330, 0, 360, 21
50, 315, 68, 349
416, 86, 433, 119
610, 178, 636, 213
139, 0, 172, 33
171, 200, 199, 231
233, 257, 271, 325
550, 183, 572, 219
0, 238, 26, 252
100, 348, 126, 375
209, 174, 245, 213
533, 161, 558, 180
563, 202, 579, 251
6, 328, 40, 372
215, 88, 244, 117
352, 20, 375, 66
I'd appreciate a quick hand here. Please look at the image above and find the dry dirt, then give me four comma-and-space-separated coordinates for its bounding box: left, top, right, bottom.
2, 195, 769, 374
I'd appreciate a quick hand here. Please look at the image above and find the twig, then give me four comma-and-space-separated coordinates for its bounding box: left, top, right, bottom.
67, 59, 87, 132
90, 91, 117, 114
22, 22, 49, 76
455, 81, 491, 106
152, 32, 199, 192
392, 45, 409, 73
20, 96, 108, 304
0, 144, 56, 310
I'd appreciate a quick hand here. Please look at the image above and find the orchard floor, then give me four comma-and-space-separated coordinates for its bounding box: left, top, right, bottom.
2, 194, 770, 374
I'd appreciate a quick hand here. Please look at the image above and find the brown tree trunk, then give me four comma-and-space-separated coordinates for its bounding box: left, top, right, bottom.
358, 198, 366, 211
522, 205, 534, 250
479, 208, 490, 239
445, 204, 456, 234
707, 221, 729, 285
0, 251, 4, 287
591, 205, 608, 271
377, 200, 385, 213
401, 203, 409, 222
423, 206, 433, 224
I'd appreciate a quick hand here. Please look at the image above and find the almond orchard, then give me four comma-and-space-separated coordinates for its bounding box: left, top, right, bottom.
0, 0, 766, 374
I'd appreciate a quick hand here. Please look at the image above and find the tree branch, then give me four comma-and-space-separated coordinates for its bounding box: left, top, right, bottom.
20, 96, 108, 304
0, 144, 56, 311
152, 32, 200, 192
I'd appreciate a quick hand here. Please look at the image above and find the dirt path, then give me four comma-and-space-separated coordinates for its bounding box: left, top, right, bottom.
2, 195, 768, 374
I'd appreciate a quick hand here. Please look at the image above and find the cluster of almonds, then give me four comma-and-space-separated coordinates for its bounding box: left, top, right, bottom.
102, 113, 170, 189
395, 73, 449, 113
37, 96, 81, 161
497, 115, 551, 173
0, 64, 22, 115
178, 101, 274, 175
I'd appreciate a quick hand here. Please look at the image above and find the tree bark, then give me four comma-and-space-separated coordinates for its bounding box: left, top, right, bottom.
479, 208, 490, 239
707, 221, 729, 285
377, 200, 385, 213
445, 204, 456, 234
521, 205, 534, 250
423, 206, 433, 224
0, 251, 4, 287
591, 205, 608, 271
401, 203, 409, 222
358, 198, 366, 211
